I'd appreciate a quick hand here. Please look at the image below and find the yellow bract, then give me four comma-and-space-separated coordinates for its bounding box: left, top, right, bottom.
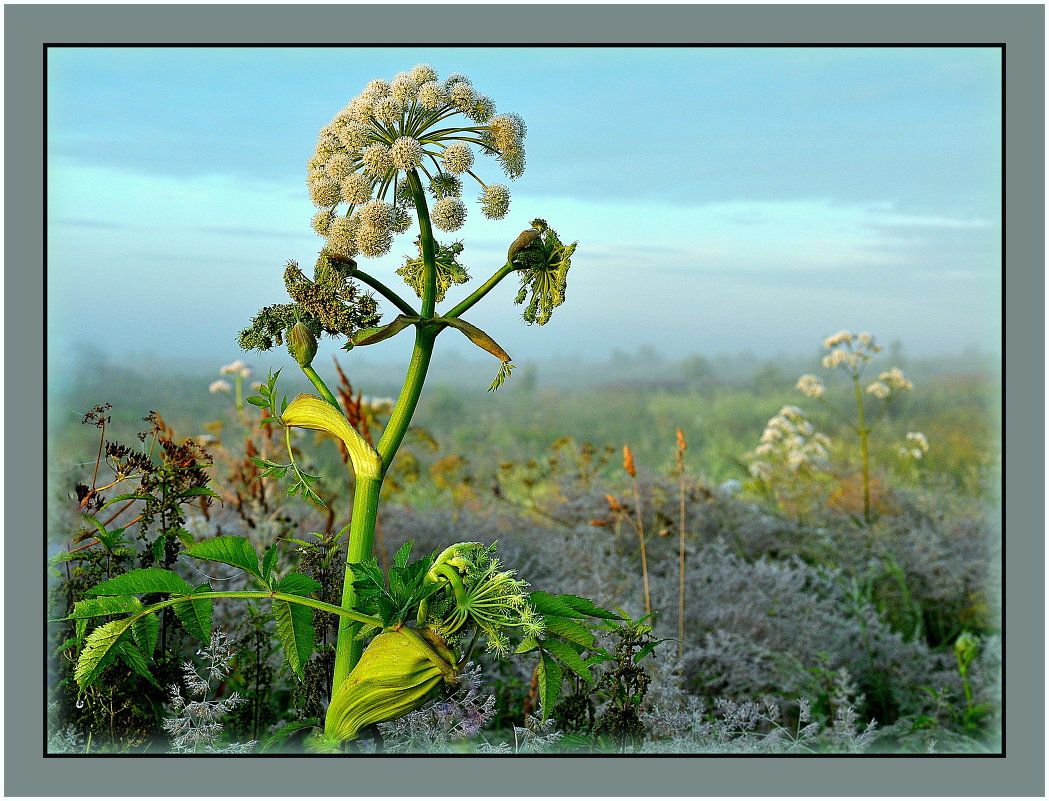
281, 394, 382, 480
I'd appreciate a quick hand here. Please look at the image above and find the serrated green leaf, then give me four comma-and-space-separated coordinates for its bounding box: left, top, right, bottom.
515, 637, 540, 654
536, 650, 562, 721
175, 528, 196, 549
66, 596, 144, 621
75, 617, 136, 688
185, 536, 262, 580
543, 638, 595, 683
556, 594, 622, 620
393, 540, 413, 571
114, 639, 159, 687
541, 615, 595, 648
262, 545, 279, 582
530, 590, 586, 619
277, 573, 322, 596
172, 596, 212, 643
633, 641, 660, 663
272, 597, 314, 679
131, 613, 160, 658
88, 568, 193, 597
246, 395, 269, 407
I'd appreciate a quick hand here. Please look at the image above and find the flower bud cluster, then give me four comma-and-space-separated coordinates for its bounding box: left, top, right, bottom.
305, 64, 526, 257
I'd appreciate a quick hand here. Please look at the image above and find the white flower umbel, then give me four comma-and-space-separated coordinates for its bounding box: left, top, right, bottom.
307, 64, 529, 257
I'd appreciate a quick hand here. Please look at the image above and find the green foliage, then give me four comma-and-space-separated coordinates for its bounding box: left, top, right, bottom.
397, 239, 469, 303
511, 219, 577, 326
348, 541, 442, 629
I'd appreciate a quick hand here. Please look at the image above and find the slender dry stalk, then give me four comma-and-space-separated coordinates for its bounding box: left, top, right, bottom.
623, 446, 651, 617
675, 428, 687, 660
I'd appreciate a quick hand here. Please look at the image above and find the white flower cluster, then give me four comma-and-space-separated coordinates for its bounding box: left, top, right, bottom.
820, 330, 882, 375
866, 367, 914, 399
748, 405, 832, 480
306, 64, 527, 257
219, 359, 252, 379
795, 373, 826, 399
898, 431, 929, 460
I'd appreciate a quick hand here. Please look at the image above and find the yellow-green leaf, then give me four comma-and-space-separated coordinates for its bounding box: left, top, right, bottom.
281, 394, 381, 480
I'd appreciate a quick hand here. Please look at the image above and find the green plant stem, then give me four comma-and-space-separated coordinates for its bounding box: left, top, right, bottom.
332, 474, 382, 688
632, 479, 651, 617
852, 376, 872, 522
331, 168, 441, 685
677, 461, 686, 661
350, 269, 418, 317
446, 262, 515, 318
301, 363, 342, 410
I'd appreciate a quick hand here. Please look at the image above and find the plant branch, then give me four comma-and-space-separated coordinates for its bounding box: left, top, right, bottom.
445, 262, 515, 319
350, 269, 419, 317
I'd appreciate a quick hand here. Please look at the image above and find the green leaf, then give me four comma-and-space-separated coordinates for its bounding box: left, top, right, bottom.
633, 641, 660, 663
172, 596, 213, 643
66, 596, 144, 621
277, 573, 322, 596
543, 638, 595, 683
114, 639, 160, 687
393, 540, 413, 571
556, 594, 622, 620
261, 719, 319, 753
131, 613, 160, 657
262, 545, 279, 582
99, 493, 153, 509
536, 650, 562, 720
246, 395, 269, 407
75, 617, 136, 689
185, 536, 262, 581
542, 615, 595, 648
88, 568, 193, 597
530, 590, 587, 619
272, 598, 314, 679
515, 637, 540, 654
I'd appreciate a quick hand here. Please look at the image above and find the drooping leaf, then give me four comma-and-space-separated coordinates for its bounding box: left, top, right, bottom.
88, 568, 193, 597
281, 394, 381, 480
131, 612, 160, 658
66, 596, 144, 621
542, 638, 595, 683
515, 637, 540, 654
437, 317, 512, 362
277, 573, 322, 596
536, 650, 562, 721
172, 596, 213, 643
351, 315, 420, 346
272, 598, 315, 679
185, 536, 262, 580
99, 493, 153, 509
178, 487, 220, 500
74, 617, 136, 689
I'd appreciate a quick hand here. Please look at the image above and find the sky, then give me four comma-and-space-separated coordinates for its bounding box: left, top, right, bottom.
46, 46, 1002, 375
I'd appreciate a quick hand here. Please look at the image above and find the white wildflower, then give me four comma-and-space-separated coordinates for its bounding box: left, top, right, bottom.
866, 381, 891, 400
480, 183, 511, 219
390, 136, 424, 170
796, 373, 826, 398
442, 142, 475, 175
432, 197, 467, 232
823, 330, 853, 349
209, 380, 231, 394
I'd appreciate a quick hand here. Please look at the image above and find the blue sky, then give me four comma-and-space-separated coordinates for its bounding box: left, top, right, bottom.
47, 46, 1001, 371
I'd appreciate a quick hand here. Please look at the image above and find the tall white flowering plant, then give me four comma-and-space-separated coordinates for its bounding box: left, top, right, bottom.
65, 65, 622, 753
794, 331, 925, 523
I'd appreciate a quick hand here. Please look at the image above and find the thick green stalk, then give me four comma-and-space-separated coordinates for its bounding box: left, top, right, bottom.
332, 474, 383, 687
350, 269, 418, 317
331, 168, 441, 685
853, 376, 871, 523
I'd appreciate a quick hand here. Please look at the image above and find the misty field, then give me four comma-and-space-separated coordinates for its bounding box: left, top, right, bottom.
47, 346, 1000, 754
